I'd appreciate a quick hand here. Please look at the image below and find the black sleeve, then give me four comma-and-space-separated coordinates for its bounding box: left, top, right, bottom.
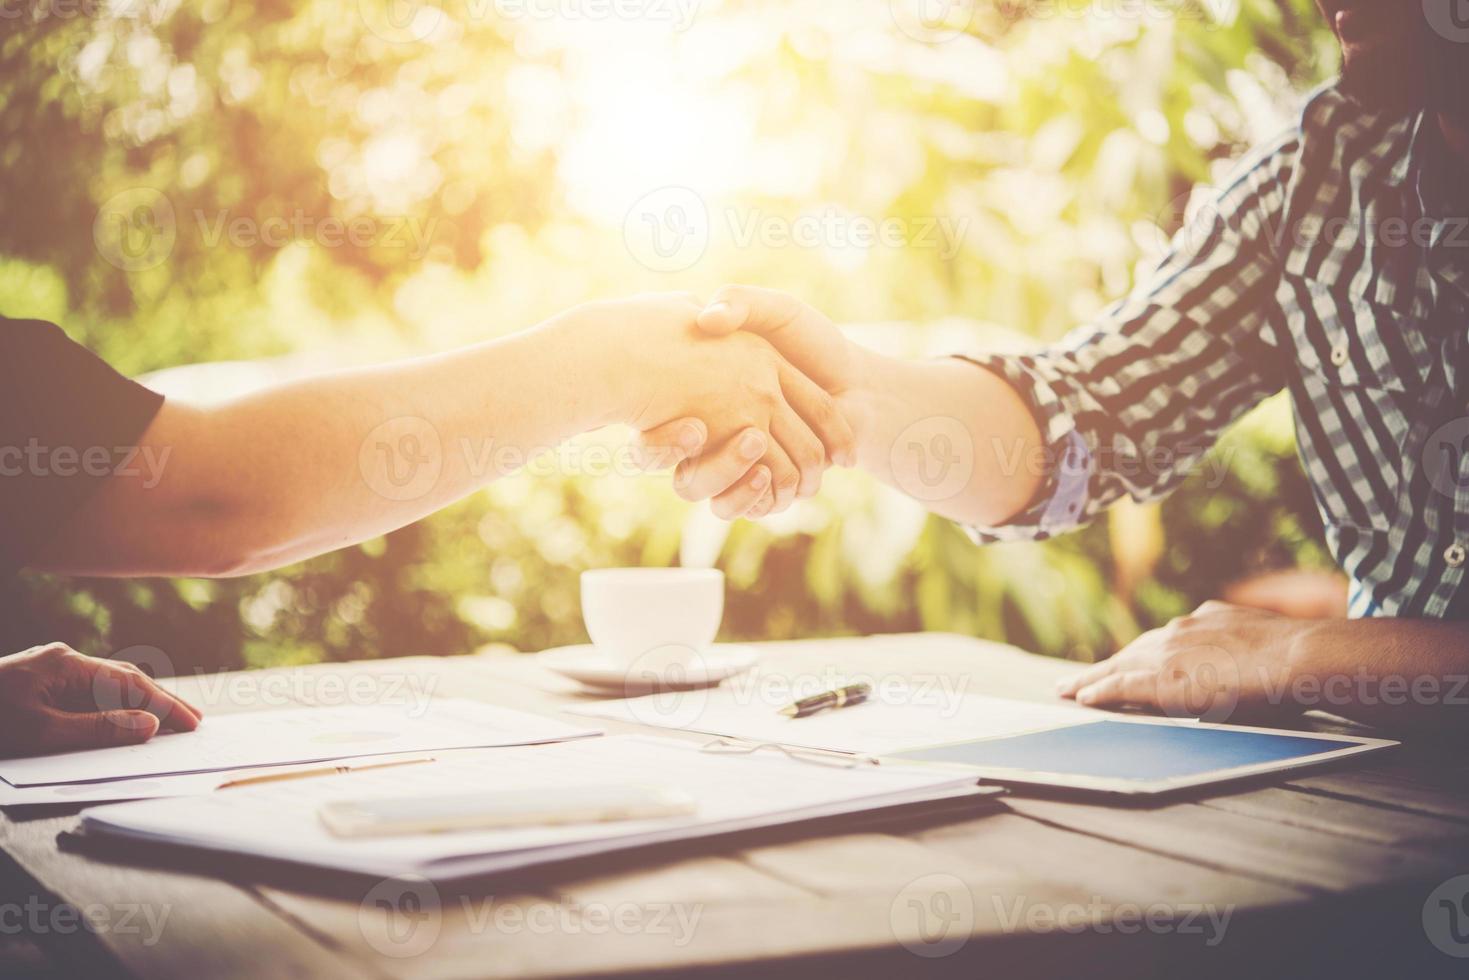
0, 317, 166, 571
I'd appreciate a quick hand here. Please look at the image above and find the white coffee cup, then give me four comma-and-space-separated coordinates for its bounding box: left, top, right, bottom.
580, 568, 725, 670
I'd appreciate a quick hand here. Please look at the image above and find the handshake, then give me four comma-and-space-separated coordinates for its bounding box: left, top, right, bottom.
565, 285, 869, 521
25, 277, 1037, 582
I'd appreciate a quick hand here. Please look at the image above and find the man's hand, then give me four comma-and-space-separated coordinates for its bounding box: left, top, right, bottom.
580, 293, 855, 519
635, 287, 869, 518
638, 284, 1045, 527
695, 285, 866, 397
1054, 601, 1303, 721
0, 644, 203, 755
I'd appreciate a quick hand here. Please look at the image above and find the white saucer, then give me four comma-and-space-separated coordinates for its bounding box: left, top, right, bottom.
540, 644, 759, 694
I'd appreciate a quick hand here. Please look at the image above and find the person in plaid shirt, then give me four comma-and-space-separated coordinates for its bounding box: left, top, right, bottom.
653, 1, 1469, 728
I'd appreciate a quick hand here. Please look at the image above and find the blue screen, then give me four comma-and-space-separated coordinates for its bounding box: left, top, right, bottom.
892, 721, 1353, 781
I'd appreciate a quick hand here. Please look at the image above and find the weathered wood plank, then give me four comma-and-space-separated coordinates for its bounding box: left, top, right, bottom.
1004, 795, 1468, 893
1288, 770, 1469, 823
0, 816, 362, 980
1202, 786, 1469, 845
259, 882, 575, 980
738, 832, 1002, 896
915, 811, 1308, 910
552, 854, 813, 907
263, 863, 1101, 980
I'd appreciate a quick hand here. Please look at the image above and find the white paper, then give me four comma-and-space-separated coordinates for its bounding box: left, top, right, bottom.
0, 700, 599, 788
568, 685, 1106, 754
82, 736, 985, 879
0, 769, 234, 805
0, 755, 437, 806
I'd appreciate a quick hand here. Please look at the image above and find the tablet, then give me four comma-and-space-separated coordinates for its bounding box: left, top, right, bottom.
886, 717, 1398, 796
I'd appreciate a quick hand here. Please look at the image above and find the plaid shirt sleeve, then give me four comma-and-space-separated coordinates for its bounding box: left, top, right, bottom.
961, 128, 1300, 543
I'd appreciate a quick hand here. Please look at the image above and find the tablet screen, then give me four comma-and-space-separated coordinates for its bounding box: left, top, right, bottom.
890, 720, 1353, 781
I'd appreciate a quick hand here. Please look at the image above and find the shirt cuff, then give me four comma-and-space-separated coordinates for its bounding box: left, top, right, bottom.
954, 354, 1092, 544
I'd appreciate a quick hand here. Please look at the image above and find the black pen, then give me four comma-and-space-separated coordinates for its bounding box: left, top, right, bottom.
778, 682, 872, 719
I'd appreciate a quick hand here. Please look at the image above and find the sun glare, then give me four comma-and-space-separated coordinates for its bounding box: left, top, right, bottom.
547, 26, 759, 226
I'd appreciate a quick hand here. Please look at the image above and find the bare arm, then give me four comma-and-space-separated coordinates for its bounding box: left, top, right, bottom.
1291, 617, 1469, 730
837, 352, 1044, 527
32, 294, 852, 578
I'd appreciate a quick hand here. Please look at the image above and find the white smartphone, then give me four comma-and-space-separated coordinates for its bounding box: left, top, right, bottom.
318, 784, 698, 838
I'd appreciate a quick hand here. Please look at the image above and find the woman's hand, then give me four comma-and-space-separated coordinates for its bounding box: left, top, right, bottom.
0, 644, 202, 755
568, 293, 855, 519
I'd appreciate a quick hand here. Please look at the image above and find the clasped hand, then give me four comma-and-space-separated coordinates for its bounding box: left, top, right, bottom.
593, 292, 856, 520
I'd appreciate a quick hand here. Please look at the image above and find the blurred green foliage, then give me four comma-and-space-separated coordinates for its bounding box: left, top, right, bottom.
1, 0, 1341, 673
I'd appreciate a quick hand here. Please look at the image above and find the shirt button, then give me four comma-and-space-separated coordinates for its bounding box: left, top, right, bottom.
1447, 543, 1468, 569
1330, 344, 1350, 367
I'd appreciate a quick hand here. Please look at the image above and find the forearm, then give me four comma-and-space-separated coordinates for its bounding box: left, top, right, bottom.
41, 310, 629, 577
1287, 618, 1469, 731
193, 313, 621, 572
839, 347, 1045, 526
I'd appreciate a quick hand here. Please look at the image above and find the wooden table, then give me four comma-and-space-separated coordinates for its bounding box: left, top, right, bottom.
5, 633, 1469, 979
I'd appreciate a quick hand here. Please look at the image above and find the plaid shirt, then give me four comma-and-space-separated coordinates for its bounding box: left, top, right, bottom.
969, 85, 1469, 620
